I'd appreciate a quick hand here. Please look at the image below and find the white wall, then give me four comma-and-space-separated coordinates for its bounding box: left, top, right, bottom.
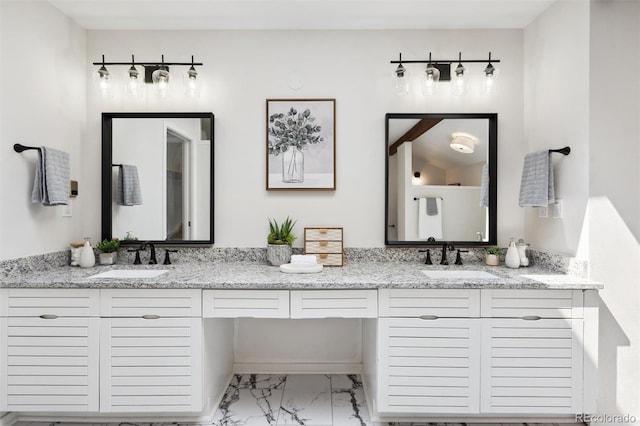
85, 29, 524, 249
0, 1, 86, 260
589, 0, 640, 423
525, 0, 640, 422
523, 0, 590, 256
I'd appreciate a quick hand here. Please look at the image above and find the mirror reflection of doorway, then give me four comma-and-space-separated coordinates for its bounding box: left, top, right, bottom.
166, 128, 191, 240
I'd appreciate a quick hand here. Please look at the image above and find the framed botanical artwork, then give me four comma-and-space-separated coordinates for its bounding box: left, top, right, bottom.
266, 98, 336, 190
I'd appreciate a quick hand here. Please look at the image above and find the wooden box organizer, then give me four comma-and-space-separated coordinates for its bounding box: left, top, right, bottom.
304, 227, 344, 266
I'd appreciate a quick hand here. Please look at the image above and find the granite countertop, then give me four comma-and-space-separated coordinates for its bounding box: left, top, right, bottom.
0, 261, 603, 290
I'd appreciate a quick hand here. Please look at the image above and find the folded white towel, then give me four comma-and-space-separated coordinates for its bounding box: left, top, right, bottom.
291, 254, 317, 265
519, 151, 554, 207
117, 164, 143, 206
31, 146, 70, 206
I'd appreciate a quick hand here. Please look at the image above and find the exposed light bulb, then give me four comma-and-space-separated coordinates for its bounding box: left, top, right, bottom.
453, 65, 466, 96
422, 65, 440, 96
184, 61, 200, 98
393, 63, 408, 96
96, 61, 111, 97
483, 56, 497, 95
151, 55, 170, 98
152, 66, 170, 97
125, 63, 142, 98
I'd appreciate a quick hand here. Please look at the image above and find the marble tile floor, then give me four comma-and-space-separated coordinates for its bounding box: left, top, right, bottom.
14, 374, 586, 426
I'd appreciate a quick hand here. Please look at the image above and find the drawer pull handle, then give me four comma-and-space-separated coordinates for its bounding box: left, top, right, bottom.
39, 314, 58, 320
142, 314, 161, 320
319, 254, 328, 259
319, 241, 328, 247
319, 228, 328, 234
419, 315, 439, 320
522, 315, 542, 321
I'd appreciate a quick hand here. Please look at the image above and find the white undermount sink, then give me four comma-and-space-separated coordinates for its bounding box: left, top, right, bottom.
421, 270, 500, 279
88, 269, 169, 279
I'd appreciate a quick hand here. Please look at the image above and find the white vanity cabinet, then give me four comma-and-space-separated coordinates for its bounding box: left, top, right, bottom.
99, 289, 203, 413
0, 289, 100, 412
375, 289, 482, 414
371, 288, 595, 419
479, 289, 585, 414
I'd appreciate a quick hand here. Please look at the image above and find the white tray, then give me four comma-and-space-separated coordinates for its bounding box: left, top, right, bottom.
279, 263, 323, 274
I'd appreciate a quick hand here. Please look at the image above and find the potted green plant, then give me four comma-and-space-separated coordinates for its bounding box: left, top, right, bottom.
96, 238, 120, 265
267, 217, 296, 266
484, 247, 501, 266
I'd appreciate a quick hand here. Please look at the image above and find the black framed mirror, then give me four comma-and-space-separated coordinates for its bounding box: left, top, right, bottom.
385, 113, 497, 246
102, 112, 214, 246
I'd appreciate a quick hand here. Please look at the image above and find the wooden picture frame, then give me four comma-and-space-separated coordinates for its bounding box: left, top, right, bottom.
266, 98, 336, 190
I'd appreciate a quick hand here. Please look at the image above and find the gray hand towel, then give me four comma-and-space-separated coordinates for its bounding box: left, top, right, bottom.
519, 150, 554, 207
480, 163, 489, 207
116, 165, 143, 206
31, 147, 70, 206
426, 197, 438, 215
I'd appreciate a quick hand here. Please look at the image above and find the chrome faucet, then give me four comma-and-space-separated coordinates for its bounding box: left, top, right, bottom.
440, 242, 455, 265
140, 242, 158, 265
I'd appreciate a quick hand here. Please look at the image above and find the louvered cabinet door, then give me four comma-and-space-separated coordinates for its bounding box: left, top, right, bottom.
1, 316, 99, 412
480, 318, 583, 414
378, 317, 481, 414
100, 317, 203, 413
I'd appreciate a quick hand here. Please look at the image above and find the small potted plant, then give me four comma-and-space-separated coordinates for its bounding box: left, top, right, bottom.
96, 238, 120, 265
484, 247, 501, 266
267, 217, 296, 266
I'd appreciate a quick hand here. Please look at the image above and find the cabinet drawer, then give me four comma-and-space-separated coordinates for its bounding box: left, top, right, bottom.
311, 253, 344, 266
481, 289, 583, 318
480, 318, 583, 414
100, 317, 202, 413
203, 290, 289, 318
1, 289, 99, 317
305, 240, 343, 253
305, 228, 343, 241
378, 317, 481, 414
2, 316, 99, 412
379, 289, 481, 318
290, 290, 377, 318
100, 289, 201, 317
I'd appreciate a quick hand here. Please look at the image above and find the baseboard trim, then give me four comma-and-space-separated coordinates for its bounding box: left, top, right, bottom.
233, 362, 362, 374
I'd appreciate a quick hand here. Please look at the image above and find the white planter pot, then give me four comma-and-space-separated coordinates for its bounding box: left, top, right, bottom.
485, 254, 500, 266
99, 252, 118, 265
267, 244, 291, 266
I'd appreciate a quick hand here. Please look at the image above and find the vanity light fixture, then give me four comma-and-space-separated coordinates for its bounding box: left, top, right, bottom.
92, 54, 203, 99
151, 55, 170, 97
422, 52, 440, 96
452, 52, 467, 96
389, 51, 500, 96
184, 56, 200, 98
450, 133, 478, 154
483, 52, 497, 95
393, 53, 409, 96
96, 55, 111, 96
125, 55, 142, 98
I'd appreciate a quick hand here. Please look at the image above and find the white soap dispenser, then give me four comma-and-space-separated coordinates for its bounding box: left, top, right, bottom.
79, 238, 96, 268
505, 237, 521, 269
517, 239, 530, 267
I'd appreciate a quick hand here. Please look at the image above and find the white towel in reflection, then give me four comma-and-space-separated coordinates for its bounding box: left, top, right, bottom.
291, 255, 317, 265
480, 163, 489, 207
418, 197, 443, 240
116, 164, 143, 206
519, 151, 554, 207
